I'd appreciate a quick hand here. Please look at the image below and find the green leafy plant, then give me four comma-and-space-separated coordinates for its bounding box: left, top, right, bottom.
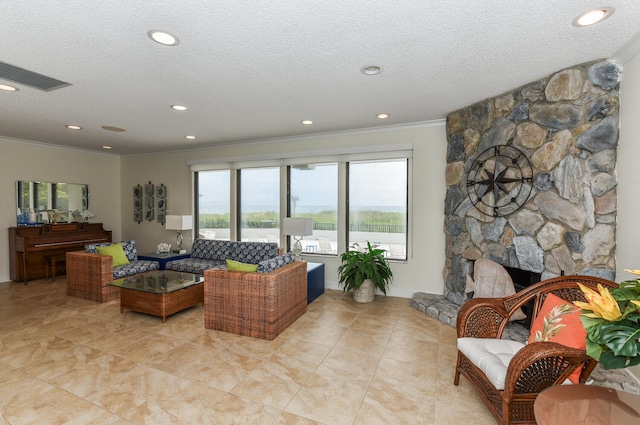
575, 272, 640, 369
337, 242, 393, 295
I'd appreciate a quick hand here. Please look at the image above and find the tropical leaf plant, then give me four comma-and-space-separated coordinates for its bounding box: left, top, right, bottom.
576, 276, 640, 369
337, 242, 393, 295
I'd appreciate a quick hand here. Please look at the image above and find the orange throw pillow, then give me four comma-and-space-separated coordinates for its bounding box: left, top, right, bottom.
528, 293, 586, 383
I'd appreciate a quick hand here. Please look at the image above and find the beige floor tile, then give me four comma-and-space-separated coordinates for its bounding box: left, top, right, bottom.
49, 352, 138, 399
314, 345, 379, 384
370, 356, 438, 402
52, 397, 125, 425
273, 411, 326, 425
209, 393, 281, 425
294, 320, 349, 346
113, 331, 190, 363
332, 327, 391, 358
0, 335, 75, 369
1, 377, 80, 425
82, 325, 154, 353
0, 280, 508, 424
256, 340, 331, 385
285, 373, 368, 425
192, 329, 283, 359
231, 367, 302, 409
19, 342, 108, 381
183, 347, 264, 391
383, 332, 440, 364
0, 369, 51, 410
353, 386, 435, 425
435, 374, 494, 419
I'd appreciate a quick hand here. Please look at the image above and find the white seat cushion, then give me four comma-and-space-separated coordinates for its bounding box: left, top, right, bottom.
458, 338, 525, 390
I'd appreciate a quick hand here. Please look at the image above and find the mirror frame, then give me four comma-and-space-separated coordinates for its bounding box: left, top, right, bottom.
16, 180, 89, 225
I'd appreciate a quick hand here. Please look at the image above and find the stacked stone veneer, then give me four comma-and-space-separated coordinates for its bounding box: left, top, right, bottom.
442, 59, 620, 305
412, 59, 639, 393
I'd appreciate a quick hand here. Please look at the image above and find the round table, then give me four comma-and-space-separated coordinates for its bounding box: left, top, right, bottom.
534, 384, 640, 425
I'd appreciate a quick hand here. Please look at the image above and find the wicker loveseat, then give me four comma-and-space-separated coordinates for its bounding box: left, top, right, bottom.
454, 275, 618, 425
66, 240, 159, 302
204, 260, 307, 340
165, 239, 286, 274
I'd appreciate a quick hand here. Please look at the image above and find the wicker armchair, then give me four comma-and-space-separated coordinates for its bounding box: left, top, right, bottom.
66, 251, 121, 303
454, 275, 618, 425
204, 260, 307, 340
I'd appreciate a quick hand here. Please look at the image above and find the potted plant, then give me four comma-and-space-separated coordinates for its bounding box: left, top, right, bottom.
337, 242, 393, 303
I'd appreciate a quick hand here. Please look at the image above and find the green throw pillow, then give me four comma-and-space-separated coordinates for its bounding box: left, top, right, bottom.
97, 243, 130, 267
226, 259, 258, 272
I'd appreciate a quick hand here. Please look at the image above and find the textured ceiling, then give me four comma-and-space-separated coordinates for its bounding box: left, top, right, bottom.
1, 1, 640, 155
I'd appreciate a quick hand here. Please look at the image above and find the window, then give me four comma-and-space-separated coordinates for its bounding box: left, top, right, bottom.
190, 144, 411, 258
239, 167, 280, 242
348, 159, 407, 259
289, 163, 338, 254
197, 170, 230, 240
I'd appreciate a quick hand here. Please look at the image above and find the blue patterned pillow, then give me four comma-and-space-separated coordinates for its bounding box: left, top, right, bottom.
228, 241, 278, 263
86, 240, 137, 261
85, 242, 110, 254
191, 239, 229, 260
84, 240, 138, 261
120, 240, 138, 261
257, 252, 296, 273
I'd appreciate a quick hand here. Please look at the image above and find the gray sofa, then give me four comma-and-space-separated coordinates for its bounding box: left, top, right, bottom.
165, 239, 296, 274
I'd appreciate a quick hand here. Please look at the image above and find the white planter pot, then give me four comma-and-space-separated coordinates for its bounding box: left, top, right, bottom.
353, 279, 375, 303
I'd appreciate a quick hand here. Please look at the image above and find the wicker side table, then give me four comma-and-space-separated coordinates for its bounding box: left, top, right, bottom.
111, 270, 203, 322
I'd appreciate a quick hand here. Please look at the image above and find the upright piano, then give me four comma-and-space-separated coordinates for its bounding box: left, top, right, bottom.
9, 223, 112, 283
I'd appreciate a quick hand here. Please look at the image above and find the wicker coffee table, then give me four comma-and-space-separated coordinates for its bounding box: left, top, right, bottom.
110, 270, 204, 322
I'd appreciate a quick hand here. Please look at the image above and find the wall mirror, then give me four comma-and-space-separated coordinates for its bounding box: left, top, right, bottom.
16, 181, 89, 225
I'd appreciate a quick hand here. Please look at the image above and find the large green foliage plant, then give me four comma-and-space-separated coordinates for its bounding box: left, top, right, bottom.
337, 242, 393, 295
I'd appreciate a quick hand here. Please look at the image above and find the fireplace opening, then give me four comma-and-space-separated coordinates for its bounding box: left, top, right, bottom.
503, 265, 541, 328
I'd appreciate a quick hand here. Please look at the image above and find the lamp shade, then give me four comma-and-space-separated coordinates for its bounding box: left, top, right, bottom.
165, 215, 192, 231
281, 217, 313, 236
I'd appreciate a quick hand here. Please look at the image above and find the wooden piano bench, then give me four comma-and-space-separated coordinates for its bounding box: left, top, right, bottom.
45, 254, 68, 282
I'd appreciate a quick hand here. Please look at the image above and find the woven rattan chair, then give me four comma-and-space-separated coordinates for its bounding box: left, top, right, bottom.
454, 275, 618, 425
66, 251, 120, 302
203, 260, 307, 340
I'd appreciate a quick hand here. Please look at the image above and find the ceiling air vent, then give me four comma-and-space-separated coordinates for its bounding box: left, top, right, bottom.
0, 61, 70, 91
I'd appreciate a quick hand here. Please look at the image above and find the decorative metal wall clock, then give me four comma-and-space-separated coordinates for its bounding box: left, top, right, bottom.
466, 145, 533, 217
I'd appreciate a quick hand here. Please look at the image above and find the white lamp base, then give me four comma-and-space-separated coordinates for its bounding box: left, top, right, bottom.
292, 237, 303, 260
172, 231, 184, 253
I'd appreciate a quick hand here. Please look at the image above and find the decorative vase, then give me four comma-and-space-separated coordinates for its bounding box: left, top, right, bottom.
353, 279, 376, 303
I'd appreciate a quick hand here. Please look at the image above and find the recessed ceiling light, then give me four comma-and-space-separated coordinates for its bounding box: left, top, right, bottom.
102, 145, 112, 150
376, 113, 390, 119
185, 135, 196, 140
573, 7, 614, 27
361, 65, 382, 75
66, 125, 82, 130
147, 30, 180, 46
0, 84, 18, 91
171, 104, 188, 111
301, 120, 314, 125
101, 125, 126, 132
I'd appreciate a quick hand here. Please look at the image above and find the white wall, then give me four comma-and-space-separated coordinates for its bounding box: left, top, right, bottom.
120, 123, 448, 298
0, 139, 122, 282
617, 45, 640, 381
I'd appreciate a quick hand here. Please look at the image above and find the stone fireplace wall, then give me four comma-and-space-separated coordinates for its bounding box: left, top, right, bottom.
443, 59, 620, 305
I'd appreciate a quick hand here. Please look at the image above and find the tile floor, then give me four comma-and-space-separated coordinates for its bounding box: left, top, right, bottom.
0, 277, 496, 425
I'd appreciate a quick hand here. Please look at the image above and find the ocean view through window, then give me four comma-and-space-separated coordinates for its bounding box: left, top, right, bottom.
193, 151, 410, 259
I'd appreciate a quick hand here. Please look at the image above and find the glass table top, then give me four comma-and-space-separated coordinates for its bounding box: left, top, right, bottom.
110, 270, 203, 294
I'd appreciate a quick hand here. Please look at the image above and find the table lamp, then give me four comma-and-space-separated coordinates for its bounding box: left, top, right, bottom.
281, 217, 313, 260
165, 215, 192, 254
